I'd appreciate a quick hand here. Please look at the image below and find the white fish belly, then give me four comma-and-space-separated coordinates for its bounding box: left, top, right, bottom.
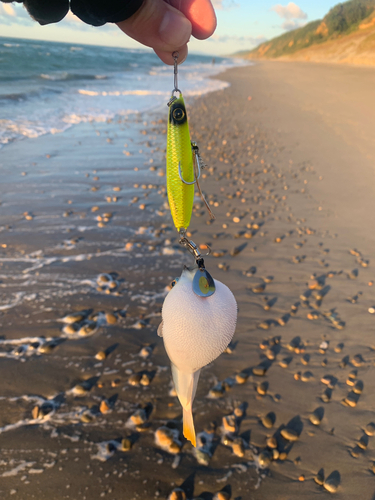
162, 276, 237, 373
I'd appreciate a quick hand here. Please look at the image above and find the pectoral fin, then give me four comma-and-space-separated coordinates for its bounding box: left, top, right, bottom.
157, 321, 163, 337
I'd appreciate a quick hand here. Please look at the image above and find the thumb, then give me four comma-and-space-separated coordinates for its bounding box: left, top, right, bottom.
117, 0, 192, 63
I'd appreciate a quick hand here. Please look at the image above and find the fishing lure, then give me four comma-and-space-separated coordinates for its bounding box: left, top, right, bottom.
159, 52, 238, 447
166, 52, 214, 235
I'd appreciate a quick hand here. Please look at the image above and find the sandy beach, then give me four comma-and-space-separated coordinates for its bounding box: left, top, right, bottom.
1, 60, 375, 499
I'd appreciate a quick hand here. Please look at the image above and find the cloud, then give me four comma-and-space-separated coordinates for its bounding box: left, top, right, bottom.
209, 33, 267, 47
2, 3, 16, 16
271, 2, 307, 20
0, 3, 34, 25
211, 0, 239, 10
281, 19, 305, 30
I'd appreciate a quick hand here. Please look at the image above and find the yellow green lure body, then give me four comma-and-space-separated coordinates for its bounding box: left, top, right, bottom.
166, 93, 195, 232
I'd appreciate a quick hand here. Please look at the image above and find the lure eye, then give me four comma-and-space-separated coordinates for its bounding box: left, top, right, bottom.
171, 278, 179, 287
173, 108, 185, 121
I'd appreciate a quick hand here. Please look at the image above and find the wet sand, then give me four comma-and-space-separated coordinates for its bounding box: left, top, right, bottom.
1, 61, 375, 499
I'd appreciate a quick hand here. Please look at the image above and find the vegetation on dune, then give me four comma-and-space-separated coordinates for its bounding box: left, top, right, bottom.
242, 0, 375, 59
326, 0, 375, 33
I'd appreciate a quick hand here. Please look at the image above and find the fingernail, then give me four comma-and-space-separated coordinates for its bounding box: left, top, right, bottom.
159, 11, 192, 47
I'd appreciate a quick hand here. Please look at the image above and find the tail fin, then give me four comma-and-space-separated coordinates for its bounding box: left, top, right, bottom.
183, 406, 196, 447
171, 365, 201, 448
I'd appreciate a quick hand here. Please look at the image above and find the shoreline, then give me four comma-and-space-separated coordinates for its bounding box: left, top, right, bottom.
1, 60, 375, 498
242, 56, 375, 69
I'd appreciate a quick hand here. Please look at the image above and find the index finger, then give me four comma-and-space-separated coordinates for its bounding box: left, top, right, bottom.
167, 0, 217, 39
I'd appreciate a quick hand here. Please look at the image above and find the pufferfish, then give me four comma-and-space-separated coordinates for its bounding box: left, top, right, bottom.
158, 266, 237, 447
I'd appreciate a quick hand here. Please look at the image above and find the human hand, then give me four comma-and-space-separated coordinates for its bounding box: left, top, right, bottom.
116, 0, 217, 64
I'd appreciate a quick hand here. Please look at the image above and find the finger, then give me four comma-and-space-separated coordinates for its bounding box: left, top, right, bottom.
154, 45, 188, 66
116, 0, 192, 57
167, 0, 217, 39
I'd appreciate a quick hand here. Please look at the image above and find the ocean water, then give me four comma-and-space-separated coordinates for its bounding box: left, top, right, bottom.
0, 36, 246, 148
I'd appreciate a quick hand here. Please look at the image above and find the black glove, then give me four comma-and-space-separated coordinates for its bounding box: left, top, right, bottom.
1, 0, 144, 26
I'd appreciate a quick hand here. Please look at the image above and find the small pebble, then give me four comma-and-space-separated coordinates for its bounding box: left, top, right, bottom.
105, 312, 117, 324
78, 321, 97, 336
364, 422, 375, 436
301, 371, 314, 382
281, 428, 299, 441
253, 366, 267, 376
231, 244, 245, 256
61, 312, 85, 324
265, 348, 275, 360
139, 346, 152, 359
351, 447, 361, 458
168, 489, 186, 500
321, 388, 332, 403
232, 439, 245, 457
309, 409, 323, 426
130, 409, 147, 425
213, 492, 230, 500
31, 406, 40, 419
208, 384, 225, 398
352, 354, 364, 367
100, 400, 110, 414
266, 437, 277, 449
314, 469, 325, 486
140, 373, 151, 386
80, 412, 94, 423
97, 274, 111, 283
233, 406, 244, 418
320, 375, 334, 386
353, 380, 364, 394
301, 354, 310, 365
344, 391, 359, 407
235, 372, 249, 384
257, 381, 268, 395
262, 412, 276, 429
155, 427, 174, 447
169, 441, 182, 454
357, 434, 368, 450
128, 373, 142, 386
334, 343, 344, 353
323, 471, 341, 493
279, 357, 292, 368
38, 343, 54, 354
258, 450, 272, 468
222, 415, 236, 433
72, 383, 88, 396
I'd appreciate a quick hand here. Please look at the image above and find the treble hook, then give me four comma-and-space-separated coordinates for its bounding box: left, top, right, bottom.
192, 144, 215, 221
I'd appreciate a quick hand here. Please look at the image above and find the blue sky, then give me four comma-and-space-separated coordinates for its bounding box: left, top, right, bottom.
0, 1, 340, 54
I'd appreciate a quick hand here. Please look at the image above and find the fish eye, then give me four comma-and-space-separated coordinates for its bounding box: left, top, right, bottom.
173, 108, 185, 121
171, 277, 179, 287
